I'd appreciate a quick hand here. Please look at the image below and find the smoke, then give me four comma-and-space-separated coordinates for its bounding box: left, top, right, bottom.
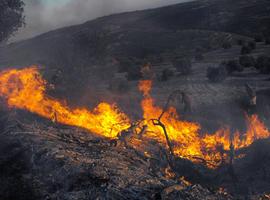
13, 0, 192, 41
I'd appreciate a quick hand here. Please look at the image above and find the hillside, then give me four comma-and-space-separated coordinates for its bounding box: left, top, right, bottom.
0, 0, 269, 69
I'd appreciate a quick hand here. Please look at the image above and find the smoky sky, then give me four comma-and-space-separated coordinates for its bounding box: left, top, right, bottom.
12, 0, 192, 41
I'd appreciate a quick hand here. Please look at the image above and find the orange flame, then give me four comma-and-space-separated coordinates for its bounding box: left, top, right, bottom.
0, 66, 130, 138
138, 80, 270, 167
138, 80, 152, 97
0, 67, 269, 168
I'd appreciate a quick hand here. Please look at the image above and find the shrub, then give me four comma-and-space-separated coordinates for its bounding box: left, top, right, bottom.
223, 60, 243, 74
254, 34, 264, 42
237, 39, 246, 46
255, 55, 270, 74
222, 41, 232, 49
173, 58, 192, 75
195, 53, 204, 61
118, 57, 142, 80
195, 47, 204, 61
239, 55, 256, 68
207, 66, 227, 83
161, 68, 174, 81
265, 37, 270, 45
241, 45, 252, 55
248, 41, 256, 50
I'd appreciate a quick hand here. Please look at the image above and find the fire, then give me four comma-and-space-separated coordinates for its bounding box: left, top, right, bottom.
0, 67, 269, 168
244, 114, 270, 146
139, 80, 206, 162
0, 66, 130, 138
138, 79, 152, 97
138, 80, 270, 167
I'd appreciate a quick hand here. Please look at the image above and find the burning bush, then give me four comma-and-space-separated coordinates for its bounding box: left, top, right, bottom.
241, 45, 252, 55
255, 55, 270, 74
173, 58, 192, 75
223, 60, 243, 74
206, 65, 227, 83
239, 55, 256, 68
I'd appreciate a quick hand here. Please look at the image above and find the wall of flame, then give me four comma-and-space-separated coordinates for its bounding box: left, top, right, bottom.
0, 66, 269, 168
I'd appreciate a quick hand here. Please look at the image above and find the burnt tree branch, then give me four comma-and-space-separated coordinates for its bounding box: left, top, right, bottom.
151, 119, 174, 158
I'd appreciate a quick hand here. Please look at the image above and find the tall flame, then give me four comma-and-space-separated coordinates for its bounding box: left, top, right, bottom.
0, 66, 130, 138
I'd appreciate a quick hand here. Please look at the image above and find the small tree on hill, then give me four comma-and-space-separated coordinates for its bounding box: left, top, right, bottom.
173, 58, 192, 75
254, 34, 264, 42
239, 56, 256, 68
248, 41, 256, 50
223, 60, 243, 74
237, 39, 246, 46
241, 45, 252, 55
222, 41, 232, 49
160, 68, 174, 82
265, 37, 270, 45
255, 55, 270, 74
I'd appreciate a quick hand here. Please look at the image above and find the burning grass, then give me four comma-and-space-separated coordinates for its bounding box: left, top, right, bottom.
139, 80, 270, 167
0, 66, 130, 138
0, 66, 270, 168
